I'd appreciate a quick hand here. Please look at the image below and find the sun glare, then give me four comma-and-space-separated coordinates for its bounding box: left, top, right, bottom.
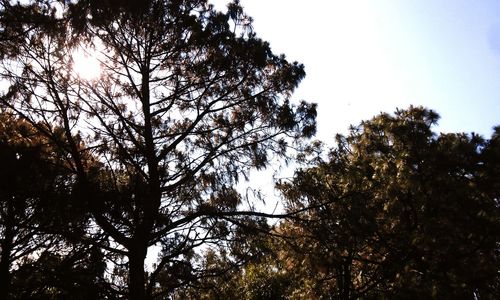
72, 47, 101, 81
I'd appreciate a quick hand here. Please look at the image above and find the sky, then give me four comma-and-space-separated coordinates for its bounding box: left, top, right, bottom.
212, 0, 500, 142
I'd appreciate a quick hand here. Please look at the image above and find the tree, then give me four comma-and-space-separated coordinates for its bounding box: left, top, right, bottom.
9, 246, 108, 300
1, 0, 316, 298
0, 112, 59, 298
0, 112, 107, 299
0, 0, 58, 57
171, 217, 294, 299
274, 107, 500, 299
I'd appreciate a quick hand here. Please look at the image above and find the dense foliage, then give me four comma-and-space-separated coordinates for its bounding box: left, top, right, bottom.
1, 0, 315, 298
190, 107, 500, 299
277, 107, 500, 298
0, 113, 109, 299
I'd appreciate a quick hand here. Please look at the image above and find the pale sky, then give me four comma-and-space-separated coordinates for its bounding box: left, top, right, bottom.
212, 0, 500, 142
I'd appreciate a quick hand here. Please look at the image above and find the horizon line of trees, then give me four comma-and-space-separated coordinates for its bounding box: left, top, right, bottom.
0, 0, 499, 299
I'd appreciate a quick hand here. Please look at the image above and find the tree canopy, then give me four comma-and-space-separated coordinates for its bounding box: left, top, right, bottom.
279, 107, 500, 298
1, 0, 316, 298
193, 107, 500, 299
0, 112, 109, 299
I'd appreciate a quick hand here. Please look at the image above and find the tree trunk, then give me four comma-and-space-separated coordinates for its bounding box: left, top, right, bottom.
341, 261, 351, 300
0, 203, 15, 300
0, 248, 12, 300
336, 257, 352, 300
128, 244, 147, 300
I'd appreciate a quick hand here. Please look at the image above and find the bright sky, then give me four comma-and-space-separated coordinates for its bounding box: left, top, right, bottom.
212, 0, 500, 141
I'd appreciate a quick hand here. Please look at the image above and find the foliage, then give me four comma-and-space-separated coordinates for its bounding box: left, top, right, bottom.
275, 107, 500, 299
195, 107, 500, 299
10, 246, 108, 300
0, 0, 316, 298
171, 224, 292, 299
0, 112, 106, 299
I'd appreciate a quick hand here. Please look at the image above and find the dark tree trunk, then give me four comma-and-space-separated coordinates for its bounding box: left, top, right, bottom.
0, 209, 14, 300
336, 257, 352, 300
341, 262, 351, 300
128, 243, 148, 300
0, 248, 12, 300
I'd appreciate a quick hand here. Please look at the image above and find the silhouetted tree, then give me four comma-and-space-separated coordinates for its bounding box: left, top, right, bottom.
1, 1, 316, 298
10, 246, 109, 300
0, 112, 107, 299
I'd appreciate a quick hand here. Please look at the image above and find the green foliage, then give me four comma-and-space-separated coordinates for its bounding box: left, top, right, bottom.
173, 228, 294, 300
275, 107, 500, 299
197, 107, 499, 299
